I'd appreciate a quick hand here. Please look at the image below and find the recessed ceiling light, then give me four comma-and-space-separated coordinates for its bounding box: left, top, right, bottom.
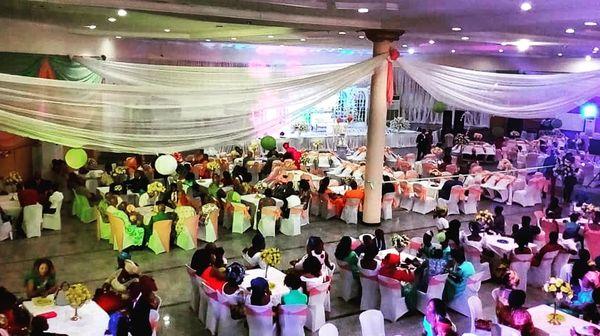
358, 35, 365, 39
594, 47, 599, 52
520, 2, 532, 11
402, 44, 408, 48
164, 28, 171, 32
461, 36, 470, 40
300, 38, 306, 42
499, 49, 504, 53
338, 31, 346, 35
86, 25, 96, 30
565, 28, 575, 34
451, 49, 456, 53
357, 8, 369, 13
516, 39, 531, 52
451, 27, 462, 31
205, 39, 211, 42
108, 17, 116, 23
586, 55, 592, 61
231, 37, 237, 40
407, 48, 415, 54
501, 41, 508, 46
557, 53, 563, 57
585, 21, 598, 26
115, 36, 122, 39
428, 40, 435, 44
117, 9, 127, 17
267, 35, 274, 39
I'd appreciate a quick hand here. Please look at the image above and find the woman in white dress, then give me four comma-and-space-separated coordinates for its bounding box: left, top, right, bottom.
242, 233, 267, 269
292, 236, 335, 278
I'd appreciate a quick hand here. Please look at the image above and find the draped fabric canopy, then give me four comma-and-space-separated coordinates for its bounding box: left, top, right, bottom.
0, 55, 385, 153
396, 58, 600, 118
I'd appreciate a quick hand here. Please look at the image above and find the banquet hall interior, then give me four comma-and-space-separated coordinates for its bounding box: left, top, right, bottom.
3, 0, 600, 335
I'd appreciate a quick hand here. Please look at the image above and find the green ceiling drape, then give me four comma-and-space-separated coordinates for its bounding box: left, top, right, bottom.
0, 52, 102, 82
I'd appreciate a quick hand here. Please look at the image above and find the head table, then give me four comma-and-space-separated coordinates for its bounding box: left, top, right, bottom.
527, 304, 597, 336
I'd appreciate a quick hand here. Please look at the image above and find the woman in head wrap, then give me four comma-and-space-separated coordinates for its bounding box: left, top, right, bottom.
379, 253, 417, 310
248, 277, 271, 306
242, 233, 267, 269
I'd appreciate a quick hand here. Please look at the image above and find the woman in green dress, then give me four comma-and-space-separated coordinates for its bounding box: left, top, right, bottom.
24, 258, 57, 299
334, 236, 359, 278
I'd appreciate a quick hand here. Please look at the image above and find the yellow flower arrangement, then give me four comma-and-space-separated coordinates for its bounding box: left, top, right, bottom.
475, 210, 494, 226
5, 171, 22, 185
65, 283, 92, 307
207, 161, 220, 172
543, 277, 573, 325
147, 181, 166, 195
261, 247, 282, 267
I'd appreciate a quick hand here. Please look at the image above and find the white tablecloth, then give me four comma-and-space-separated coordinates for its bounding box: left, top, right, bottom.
409, 181, 443, 199
376, 248, 419, 261
274, 130, 421, 151
528, 304, 597, 336
240, 268, 289, 305
328, 186, 348, 195
240, 194, 283, 227
483, 234, 538, 256
452, 143, 496, 156
23, 299, 109, 336
0, 194, 21, 218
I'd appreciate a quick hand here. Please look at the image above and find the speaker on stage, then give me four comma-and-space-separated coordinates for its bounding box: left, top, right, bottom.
453, 110, 465, 133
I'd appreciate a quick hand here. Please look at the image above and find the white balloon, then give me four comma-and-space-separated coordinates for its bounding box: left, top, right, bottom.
155, 154, 178, 175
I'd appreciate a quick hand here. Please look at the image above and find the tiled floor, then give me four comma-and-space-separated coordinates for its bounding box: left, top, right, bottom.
0, 198, 553, 335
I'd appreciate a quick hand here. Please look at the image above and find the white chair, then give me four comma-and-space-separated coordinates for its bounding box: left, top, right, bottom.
381, 192, 396, 220
138, 192, 153, 207
319, 194, 337, 220
512, 181, 537, 207
280, 206, 302, 236
377, 275, 409, 322
416, 273, 448, 314
464, 244, 491, 282
245, 303, 276, 336
337, 260, 360, 302
202, 283, 220, 335
42, 192, 63, 230
491, 323, 520, 336
447, 185, 465, 215
319, 323, 338, 336
487, 178, 513, 203
257, 206, 279, 237
411, 183, 437, 214
305, 281, 330, 332
509, 254, 532, 291
23, 204, 43, 238
551, 251, 571, 277
359, 310, 385, 336
279, 304, 308, 336
184, 265, 199, 313
467, 296, 489, 335
301, 203, 310, 226
359, 264, 380, 311
481, 175, 501, 199
448, 272, 485, 317
0, 221, 12, 241
528, 250, 559, 287
340, 198, 361, 225
560, 263, 573, 284
461, 186, 482, 215
216, 291, 245, 336
197, 279, 208, 324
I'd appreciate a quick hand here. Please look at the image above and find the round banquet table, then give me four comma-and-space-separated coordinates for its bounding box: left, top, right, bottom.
482, 234, 538, 257
23, 297, 109, 336
528, 304, 598, 336
0, 194, 21, 218
137, 205, 174, 225
240, 268, 289, 305
240, 194, 284, 229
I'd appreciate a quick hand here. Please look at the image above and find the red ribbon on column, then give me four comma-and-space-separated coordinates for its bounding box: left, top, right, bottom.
387, 48, 400, 104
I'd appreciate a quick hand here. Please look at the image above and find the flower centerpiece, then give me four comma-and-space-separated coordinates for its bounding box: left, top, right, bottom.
312, 139, 324, 151
509, 130, 521, 138
473, 133, 483, 141
497, 159, 513, 172
147, 181, 166, 197
430, 147, 444, 158
3, 171, 22, 194
543, 277, 573, 325
111, 166, 127, 178
475, 210, 494, 228
391, 234, 410, 250
65, 283, 92, 321
206, 161, 220, 172
260, 247, 282, 277
248, 141, 260, 156
388, 117, 411, 133
455, 133, 470, 146
292, 121, 309, 134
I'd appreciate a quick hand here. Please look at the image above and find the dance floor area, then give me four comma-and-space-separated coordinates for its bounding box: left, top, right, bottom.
0, 198, 551, 335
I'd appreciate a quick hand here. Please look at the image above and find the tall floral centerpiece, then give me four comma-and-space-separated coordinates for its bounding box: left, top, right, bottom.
292, 121, 309, 135
3, 171, 22, 194
391, 234, 410, 251
260, 247, 282, 277
388, 117, 411, 132
475, 210, 494, 229
147, 181, 166, 198
206, 161, 220, 174
312, 139, 324, 151
543, 277, 573, 325
65, 283, 92, 321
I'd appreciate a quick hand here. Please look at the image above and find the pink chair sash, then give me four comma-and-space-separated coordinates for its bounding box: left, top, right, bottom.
429, 277, 446, 286
467, 187, 482, 201
408, 240, 422, 251
378, 276, 402, 289
450, 186, 465, 200
245, 306, 274, 317
280, 307, 308, 317
413, 184, 427, 201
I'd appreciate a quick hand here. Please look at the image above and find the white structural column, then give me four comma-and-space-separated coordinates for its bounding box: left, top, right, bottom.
362, 30, 402, 225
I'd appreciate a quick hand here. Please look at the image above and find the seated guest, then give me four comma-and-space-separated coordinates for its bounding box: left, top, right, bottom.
516, 216, 541, 243
292, 236, 335, 277
207, 173, 221, 198
300, 255, 325, 288
242, 233, 266, 269
123, 170, 149, 194
128, 275, 159, 336
498, 290, 534, 336
445, 219, 462, 248
354, 234, 374, 257
281, 190, 301, 220
494, 270, 520, 319
107, 202, 144, 248
147, 201, 176, 246
374, 229, 386, 250
282, 273, 308, 305
379, 253, 415, 282
104, 257, 140, 298
564, 274, 597, 316
531, 231, 564, 267
381, 175, 395, 196
344, 180, 364, 201
433, 207, 449, 232
248, 277, 271, 306
492, 206, 506, 235
24, 258, 57, 299
190, 246, 212, 276
173, 203, 196, 230
30, 315, 66, 336
572, 249, 592, 288
298, 180, 311, 208
359, 244, 381, 272
42, 184, 62, 215
0, 286, 29, 335
221, 171, 234, 187
200, 254, 226, 292
563, 213, 582, 241
17, 182, 40, 207
545, 196, 563, 219
423, 299, 450, 336
434, 317, 458, 336
418, 231, 435, 259
463, 221, 484, 249
222, 262, 245, 301
426, 248, 448, 280
317, 177, 344, 217
510, 233, 533, 260
438, 178, 463, 201
334, 236, 359, 277
443, 248, 475, 301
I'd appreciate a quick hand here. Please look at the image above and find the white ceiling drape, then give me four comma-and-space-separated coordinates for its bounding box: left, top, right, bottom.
396, 58, 600, 118
0, 55, 385, 153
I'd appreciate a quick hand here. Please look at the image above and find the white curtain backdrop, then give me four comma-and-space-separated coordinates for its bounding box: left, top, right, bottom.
396, 58, 600, 118
0, 55, 385, 153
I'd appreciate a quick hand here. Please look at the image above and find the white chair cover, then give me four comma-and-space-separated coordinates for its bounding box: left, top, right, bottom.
245, 303, 276, 336
464, 244, 491, 282
416, 273, 448, 314
528, 250, 559, 287
381, 192, 396, 220
23, 204, 43, 238
337, 260, 360, 302
560, 263, 573, 284
377, 275, 408, 322
280, 206, 303, 236
216, 291, 245, 336
448, 272, 485, 316
491, 323, 521, 336
468, 296, 484, 334
202, 283, 220, 335
42, 192, 63, 231
509, 253, 533, 291
359, 310, 385, 336
461, 185, 482, 215
257, 206, 279, 237
512, 183, 537, 207
184, 265, 200, 313
551, 251, 571, 277
279, 304, 308, 336
305, 281, 330, 332
85, 178, 98, 194
411, 183, 437, 214
447, 185, 465, 215
358, 263, 381, 311
319, 323, 339, 336
340, 198, 361, 225
0, 221, 12, 241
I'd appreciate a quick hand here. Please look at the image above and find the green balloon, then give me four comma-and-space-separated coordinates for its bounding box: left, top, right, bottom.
65, 148, 88, 169
261, 136, 277, 151
491, 126, 505, 137
433, 101, 447, 113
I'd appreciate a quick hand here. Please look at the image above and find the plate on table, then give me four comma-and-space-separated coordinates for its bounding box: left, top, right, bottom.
497, 239, 509, 244
32, 296, 54, 307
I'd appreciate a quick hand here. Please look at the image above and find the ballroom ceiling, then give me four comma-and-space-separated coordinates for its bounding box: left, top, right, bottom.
3, 0, 600, 59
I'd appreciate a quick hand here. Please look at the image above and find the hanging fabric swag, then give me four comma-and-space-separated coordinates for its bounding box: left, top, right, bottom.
0, 54, 386, 153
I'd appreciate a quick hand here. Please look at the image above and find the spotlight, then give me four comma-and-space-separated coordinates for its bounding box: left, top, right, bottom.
581, 103, 598, 119
357, 8, 369, 13
565, 28, 575, 34
407, 48, 415, 54
516, 39, 531, 52
520, 2, 532, 11
117, 9, 127, 16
